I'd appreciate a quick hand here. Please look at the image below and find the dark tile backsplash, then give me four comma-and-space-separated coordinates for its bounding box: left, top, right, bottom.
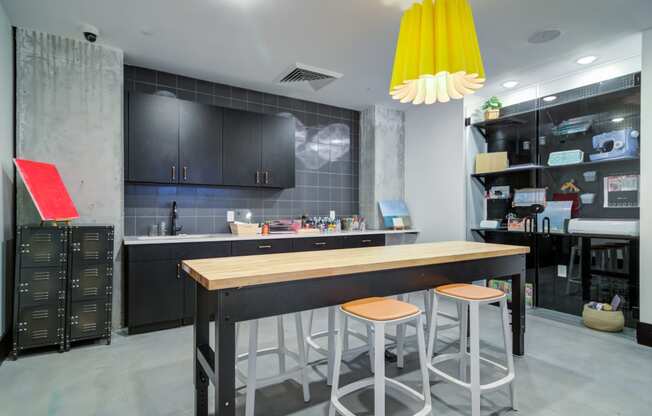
124, 65, 360, 236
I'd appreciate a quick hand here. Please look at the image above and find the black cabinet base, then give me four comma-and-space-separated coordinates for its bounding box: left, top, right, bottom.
128, 320, 188, 335
0, 333, 11, 366
637, 322, 652, 348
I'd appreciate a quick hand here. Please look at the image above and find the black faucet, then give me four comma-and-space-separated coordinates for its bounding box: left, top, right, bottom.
171, 200, 183, 236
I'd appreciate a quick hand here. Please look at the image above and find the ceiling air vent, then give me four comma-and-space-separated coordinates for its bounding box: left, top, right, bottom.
276, 63, 342, 91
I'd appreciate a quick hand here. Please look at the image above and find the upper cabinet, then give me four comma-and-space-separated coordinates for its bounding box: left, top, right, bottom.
126, 92, 295, 188
128, 93, 179, 183
261, 114, 295, 188
179, 100, 223, 185
222, 109, 295, 188
222, 109, 262, 187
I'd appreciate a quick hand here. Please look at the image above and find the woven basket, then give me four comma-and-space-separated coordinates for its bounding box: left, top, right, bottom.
229, 222, 260, 236
582, 304, 625, 332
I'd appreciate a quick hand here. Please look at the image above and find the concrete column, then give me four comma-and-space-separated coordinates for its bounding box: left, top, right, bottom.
359, 105, 406, 229
15, 29, 125, 327
640, 29, 652, 329
0, 3, 13, 339
405, 101, 466, 243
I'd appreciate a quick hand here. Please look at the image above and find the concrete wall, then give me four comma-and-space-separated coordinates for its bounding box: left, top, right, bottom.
360, 105, 405, 229
405, 101, 466, 243
15, 29, 124, 327
0, 3, 14, 339
641, 29, 652, 326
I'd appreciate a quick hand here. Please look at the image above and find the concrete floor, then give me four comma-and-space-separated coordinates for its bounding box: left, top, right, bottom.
1, 299, 651, 416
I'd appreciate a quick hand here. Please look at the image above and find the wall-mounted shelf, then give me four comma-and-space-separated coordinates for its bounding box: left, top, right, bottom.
467, 72, 641, 327
543, 156, 640, 171
471, 164, 544, 187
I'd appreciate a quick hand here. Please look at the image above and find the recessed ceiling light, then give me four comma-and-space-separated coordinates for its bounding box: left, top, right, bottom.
576, 55, 597, 65
543, 95, 557, 102
611, 117, 625, 123
528, 29, 561, 44
502, 80, 519, 89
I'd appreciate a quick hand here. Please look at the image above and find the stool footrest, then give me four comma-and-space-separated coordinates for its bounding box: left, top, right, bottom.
334, 376, 426, 401
236, 346, 304, 387
481, 373, 515, 392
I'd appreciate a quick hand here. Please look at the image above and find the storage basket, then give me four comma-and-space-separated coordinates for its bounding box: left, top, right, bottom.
229, 222, 260, 236
582, 304, 625, 332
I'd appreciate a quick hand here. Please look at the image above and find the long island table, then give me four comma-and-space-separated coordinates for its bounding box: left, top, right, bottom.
182, 241, 530, 416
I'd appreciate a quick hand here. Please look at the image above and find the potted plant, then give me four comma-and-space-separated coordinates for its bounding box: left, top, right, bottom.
482, 96, 502, 120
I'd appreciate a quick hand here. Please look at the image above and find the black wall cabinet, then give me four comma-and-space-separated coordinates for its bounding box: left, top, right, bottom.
126, 93, 295, 188
180, 100, 224, 185
128, 93, 179, 183
222, 109, 262, 187
261, 114, 295, 188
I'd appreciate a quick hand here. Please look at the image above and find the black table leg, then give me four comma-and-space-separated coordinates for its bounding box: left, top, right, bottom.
194, 282, 210, 416
511, 262, 526, 356
628, 239, 640, 316
581, 237, 592, 302
215, 293, 236, 416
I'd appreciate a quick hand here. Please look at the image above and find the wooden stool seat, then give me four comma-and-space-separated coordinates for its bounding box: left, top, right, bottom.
435, 283, 504, 301
342, 297, 420, 321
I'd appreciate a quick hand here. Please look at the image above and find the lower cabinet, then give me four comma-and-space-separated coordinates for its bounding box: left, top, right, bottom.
126, 242, 230, 334
126, 234, 389, 334
128, 260, 183, 332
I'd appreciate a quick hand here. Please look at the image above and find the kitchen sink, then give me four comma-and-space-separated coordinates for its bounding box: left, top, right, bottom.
135, 234, 214, 240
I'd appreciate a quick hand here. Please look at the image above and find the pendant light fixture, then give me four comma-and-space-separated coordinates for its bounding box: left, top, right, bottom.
389, 0, 485, 105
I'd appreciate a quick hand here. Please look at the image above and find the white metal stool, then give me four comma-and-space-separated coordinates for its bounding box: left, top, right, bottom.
236, 314, 310, 416
330, 297, 432, 416
427, 284, 515, 416
395, 291, 461, 368
306, 306, 372, 385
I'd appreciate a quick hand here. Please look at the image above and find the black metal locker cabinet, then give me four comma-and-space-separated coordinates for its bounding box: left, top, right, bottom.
12, 226, 67, 358
66, 225, 114, 350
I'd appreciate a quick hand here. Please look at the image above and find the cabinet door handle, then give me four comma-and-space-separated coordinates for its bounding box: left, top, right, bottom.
265, 171, 270, 184
361, 239, 372, 243
255, 171, 260, 184
171, 166, 176, 181
258, 245, 272, 249
314, 242, 327, 246
183, 166, 188, 181
176, 263, 181, 279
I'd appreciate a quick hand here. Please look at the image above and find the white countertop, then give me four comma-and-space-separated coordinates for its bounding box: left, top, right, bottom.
123, 229, 419, 245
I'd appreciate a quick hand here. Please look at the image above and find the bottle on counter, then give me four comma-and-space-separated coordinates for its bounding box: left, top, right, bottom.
158, 221, 167, 236
262, 222, 270, 235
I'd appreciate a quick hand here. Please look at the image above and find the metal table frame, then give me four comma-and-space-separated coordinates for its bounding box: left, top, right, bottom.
191, 253, 527, 416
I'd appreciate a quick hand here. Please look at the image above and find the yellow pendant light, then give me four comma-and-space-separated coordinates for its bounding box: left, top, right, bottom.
389, 0, 485, 105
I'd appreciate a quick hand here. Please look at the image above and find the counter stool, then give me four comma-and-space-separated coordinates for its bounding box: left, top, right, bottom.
330, 297, 432, 416
306, 306, 372, 385
427, 284, 515, 416
395, 291, 460, 369
236, 314, 310, 416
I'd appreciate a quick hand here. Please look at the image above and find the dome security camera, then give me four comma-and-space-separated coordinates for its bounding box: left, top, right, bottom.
81, 23, 99, 43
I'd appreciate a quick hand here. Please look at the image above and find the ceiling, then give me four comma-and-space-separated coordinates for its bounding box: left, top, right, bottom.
3, 0, 652, 110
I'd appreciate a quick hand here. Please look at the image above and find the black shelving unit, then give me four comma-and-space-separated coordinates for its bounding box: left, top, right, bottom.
65, 225, 114, 350
469, 72, 641, 327
12, 224, 114, 359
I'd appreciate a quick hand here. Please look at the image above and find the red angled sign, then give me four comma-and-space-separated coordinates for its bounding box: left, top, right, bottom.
14, 158, 79, 221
